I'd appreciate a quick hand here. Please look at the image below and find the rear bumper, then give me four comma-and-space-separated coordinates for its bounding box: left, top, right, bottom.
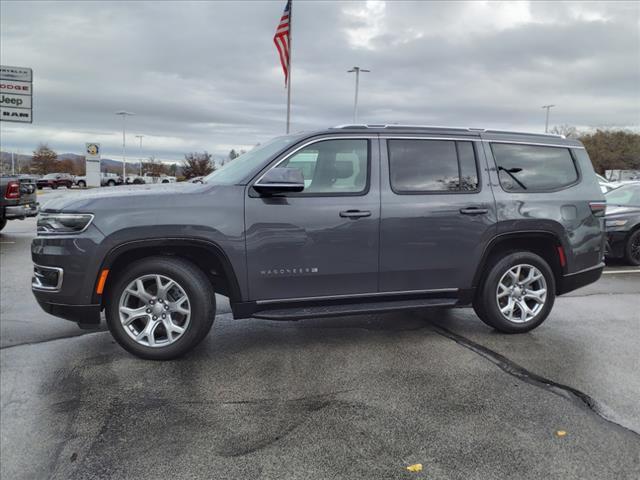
558, 262, 604, 295
4, 202, 39, 219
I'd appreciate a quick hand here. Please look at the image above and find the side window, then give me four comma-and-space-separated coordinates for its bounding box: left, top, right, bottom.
491, 143, 579, 192
279, 139, 369, 194
388, 139, 479, 193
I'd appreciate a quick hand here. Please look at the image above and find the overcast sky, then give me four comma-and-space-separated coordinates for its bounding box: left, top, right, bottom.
1, 0, 639, 162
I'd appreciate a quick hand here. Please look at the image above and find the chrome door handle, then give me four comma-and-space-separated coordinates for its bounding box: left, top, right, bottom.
340, 210, 371, 218
459, 207, 489, 215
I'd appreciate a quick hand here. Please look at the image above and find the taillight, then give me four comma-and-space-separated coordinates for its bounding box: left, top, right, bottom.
589, 201, 606, 217
4, 181, 20, 199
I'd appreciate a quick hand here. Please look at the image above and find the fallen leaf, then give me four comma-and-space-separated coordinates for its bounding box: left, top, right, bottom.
406, 463, 423, 472
555, 430, 567, 438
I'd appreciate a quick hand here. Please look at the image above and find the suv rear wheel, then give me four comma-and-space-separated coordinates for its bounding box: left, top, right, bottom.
106, 256, 215, 360
473, 251, 555, 333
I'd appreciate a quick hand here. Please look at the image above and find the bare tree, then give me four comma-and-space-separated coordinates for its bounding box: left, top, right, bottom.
182, 152, 215, 178
550, 124, 580, 139
31, 144, 59, 174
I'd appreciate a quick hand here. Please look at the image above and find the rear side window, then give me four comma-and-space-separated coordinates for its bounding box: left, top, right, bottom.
388, 139, 479, 193
491, 143, 579, 192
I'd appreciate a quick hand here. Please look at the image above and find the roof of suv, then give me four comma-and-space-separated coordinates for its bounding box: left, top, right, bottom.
306, 124, 583, 147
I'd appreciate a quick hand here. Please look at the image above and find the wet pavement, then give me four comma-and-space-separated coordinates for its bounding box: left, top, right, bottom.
1, 189, 639, 479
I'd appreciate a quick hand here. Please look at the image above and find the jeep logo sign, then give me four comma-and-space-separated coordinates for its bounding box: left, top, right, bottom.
0, 65, 32, 124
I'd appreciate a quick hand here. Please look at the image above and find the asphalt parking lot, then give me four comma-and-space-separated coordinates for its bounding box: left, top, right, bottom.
1, 188, 639, 479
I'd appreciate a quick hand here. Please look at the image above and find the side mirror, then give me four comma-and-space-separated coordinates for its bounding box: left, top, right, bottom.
254, 167, 305, 194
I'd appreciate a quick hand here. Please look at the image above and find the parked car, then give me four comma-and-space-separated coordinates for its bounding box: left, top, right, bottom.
31, 125, 606, 360
604, 184, 640, 266
36, 173, 74, 189
127, 173, 177, 184
75, 173, 124, 188
1, 175, 39, 231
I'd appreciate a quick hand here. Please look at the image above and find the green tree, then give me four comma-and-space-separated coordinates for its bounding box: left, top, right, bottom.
31, 144, 59, 174
579, 129, 640, 174
182, 152, 214, 178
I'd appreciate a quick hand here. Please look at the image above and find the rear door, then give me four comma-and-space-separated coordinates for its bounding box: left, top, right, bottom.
245, 136, 380, 301
379, 135, 497, 293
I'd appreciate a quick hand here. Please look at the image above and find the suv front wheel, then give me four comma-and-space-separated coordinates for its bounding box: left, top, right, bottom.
106, 256, 215, 360
473, 252, 556, 333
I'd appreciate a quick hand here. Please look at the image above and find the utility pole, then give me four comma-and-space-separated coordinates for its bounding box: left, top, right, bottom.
348, 66, 370, 124
11, 151, 15, 175
115, 111, 135, 178
135, 135, 144, 176
542, 105, 555, 133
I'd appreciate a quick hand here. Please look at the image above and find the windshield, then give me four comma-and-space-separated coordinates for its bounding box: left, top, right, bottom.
203, 135, 299, 185
43, 174, 58, 179
605, 184, 640, 206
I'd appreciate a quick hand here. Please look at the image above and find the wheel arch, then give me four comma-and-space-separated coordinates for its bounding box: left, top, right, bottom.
95, 238, 242, 307
473, 231, 566, 294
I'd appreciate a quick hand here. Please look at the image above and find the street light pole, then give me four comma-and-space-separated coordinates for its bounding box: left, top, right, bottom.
115, 111, 135, 178
135, 135, 144, 176
542, 104, 555, 133
348, 66, 370, 124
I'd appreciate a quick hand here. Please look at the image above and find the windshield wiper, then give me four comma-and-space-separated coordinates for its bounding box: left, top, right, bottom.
498, 166, 527, 190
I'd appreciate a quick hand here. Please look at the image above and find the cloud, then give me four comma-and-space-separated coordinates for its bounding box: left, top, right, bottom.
0, 0, 638, 161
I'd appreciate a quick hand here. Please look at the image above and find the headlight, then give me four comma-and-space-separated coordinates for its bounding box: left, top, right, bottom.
605, 219, 628, 228
37, 213, 94, 234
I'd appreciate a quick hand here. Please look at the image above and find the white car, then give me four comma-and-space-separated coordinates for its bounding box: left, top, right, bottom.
126, 173, 176, 184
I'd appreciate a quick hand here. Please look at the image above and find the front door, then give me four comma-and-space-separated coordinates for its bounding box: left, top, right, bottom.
245, 136, 380, 301
379, 136, 497, 292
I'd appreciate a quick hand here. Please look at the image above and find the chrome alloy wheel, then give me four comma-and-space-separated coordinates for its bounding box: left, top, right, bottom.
496, 264, 547, 324
119, 274, 191, 347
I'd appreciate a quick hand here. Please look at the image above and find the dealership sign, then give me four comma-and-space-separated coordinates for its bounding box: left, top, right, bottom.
0, 65, 32, 123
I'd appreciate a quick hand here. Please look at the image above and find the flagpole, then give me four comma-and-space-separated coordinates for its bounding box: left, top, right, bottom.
286, 0, 292, 134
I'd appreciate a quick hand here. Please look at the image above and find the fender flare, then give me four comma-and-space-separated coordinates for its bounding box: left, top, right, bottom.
95, 237, 242, 304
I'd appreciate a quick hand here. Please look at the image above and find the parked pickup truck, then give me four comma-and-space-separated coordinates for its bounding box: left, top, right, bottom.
1, 175, 39, 231
75, 173, 124, 188
126, 173, 176, 184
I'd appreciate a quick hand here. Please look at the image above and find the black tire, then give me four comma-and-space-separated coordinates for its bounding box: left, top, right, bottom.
107, 180, 116, 187
37, 185, 43, 190
625, 229, 640, 266
105, 256, 216, 360
51, 184, 58, 190
162, 180, 169, 183
473, 251, 555, 333
133, 178, 144, 185
0, 217, 6, 231
78, 181, 86, 188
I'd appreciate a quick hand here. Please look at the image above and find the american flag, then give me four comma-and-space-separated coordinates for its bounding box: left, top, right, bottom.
273, 0, 291, 85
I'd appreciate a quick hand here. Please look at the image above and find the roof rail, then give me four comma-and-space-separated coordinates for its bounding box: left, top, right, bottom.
331, 124, 565, 138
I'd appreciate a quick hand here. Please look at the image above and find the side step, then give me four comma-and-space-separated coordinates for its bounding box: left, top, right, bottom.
253, 298, 458, 320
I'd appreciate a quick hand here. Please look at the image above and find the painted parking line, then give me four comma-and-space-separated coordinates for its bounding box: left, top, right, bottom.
603, 269, 640, 275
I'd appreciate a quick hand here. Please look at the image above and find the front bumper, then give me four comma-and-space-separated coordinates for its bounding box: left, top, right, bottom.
5, 202, 39, 219
33, 297, 102, 328
557, 262, 604, 295
31, 225, 106, 328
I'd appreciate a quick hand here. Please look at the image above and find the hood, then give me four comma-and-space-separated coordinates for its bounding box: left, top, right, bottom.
605, 205, 640, 217
41, 182, 210, 212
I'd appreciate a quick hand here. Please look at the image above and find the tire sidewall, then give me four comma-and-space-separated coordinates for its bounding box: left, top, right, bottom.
625, 230, 640, 266
106, 257, 214, 360
481, 252, 556, 333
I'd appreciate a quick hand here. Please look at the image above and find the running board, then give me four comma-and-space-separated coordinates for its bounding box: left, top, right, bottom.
252, 298, 458, 320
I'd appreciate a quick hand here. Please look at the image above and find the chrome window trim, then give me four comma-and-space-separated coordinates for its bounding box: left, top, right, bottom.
256, 288, 458, 305
37, 213, 95, 235
32, 264, 64, 292
254, 135, 377, 186
482, 139, 585, 149
380, 136, 478, 142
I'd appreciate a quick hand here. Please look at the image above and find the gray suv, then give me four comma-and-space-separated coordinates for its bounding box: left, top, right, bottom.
32, 125, 606, 359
